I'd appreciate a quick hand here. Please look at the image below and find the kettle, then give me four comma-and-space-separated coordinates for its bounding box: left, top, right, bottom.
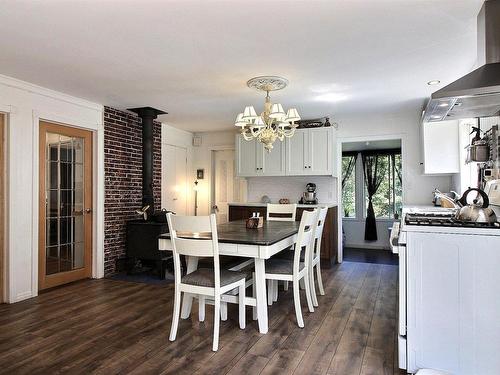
455, 188, 497, 223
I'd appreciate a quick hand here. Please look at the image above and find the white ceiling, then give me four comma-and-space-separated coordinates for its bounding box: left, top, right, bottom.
0, 0, 483, 132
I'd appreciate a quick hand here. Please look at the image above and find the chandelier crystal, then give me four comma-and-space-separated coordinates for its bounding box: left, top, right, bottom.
235, 76, 300, 152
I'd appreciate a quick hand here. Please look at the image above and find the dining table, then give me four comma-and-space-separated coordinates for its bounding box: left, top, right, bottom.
158, 219, 300, 334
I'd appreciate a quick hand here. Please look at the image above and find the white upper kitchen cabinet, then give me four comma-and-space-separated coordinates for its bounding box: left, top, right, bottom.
236, 134, 286, 176
286, 127, 335, 176
236, 127, 336, 177
308, 127, 333, 175
285, 129, 309, 175
236, 135, 259, 176
262, 137, 286, 175
421, 120, 460, 174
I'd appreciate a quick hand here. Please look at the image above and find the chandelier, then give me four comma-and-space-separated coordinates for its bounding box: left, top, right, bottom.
234, 76, 300, 152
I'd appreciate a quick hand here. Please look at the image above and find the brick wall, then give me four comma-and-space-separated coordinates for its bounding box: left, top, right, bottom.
104, 106, 162, 275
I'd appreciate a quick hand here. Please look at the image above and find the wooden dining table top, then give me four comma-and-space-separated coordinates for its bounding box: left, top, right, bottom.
158, 219, 299, 247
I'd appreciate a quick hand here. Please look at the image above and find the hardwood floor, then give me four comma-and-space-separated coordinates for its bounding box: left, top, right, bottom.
0, 262, 405, 374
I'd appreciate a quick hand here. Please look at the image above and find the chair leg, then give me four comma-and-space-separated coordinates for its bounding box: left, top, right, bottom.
283, 281, 289, 291
169, 289, 182, 341
199, 295, 206, 322
272, 280, 278, 302
316, 262, 325, 295
310, 266, 319, 308
221, 302, 228, 321
267, 280, 274, 306
213, 298, 220, 351
292, 279, 304, 328
304, 272, 315, 313
239, 282, 246, 329
252, 273, 257, 320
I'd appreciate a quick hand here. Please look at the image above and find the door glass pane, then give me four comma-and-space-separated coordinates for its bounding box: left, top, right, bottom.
45, 132, 86, 276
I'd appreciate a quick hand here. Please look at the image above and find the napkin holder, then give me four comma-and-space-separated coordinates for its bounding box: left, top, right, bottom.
246, 216, 263, 229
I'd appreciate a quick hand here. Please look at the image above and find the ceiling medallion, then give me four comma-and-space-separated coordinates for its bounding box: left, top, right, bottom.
235, 76, 300, 152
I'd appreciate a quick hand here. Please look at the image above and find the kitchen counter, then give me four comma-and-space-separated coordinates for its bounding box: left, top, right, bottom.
228, 202, 338, 209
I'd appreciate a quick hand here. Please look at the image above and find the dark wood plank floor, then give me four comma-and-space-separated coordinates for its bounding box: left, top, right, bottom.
0, 262, 405, 375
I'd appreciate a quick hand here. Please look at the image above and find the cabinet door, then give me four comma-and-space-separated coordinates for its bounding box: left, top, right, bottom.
262, 138, 286, 175
406, 232, 500, 374
421, 120, 459, 174
236, 135, 258, 176
309, 127, 332, 175
286, 129, 308, 175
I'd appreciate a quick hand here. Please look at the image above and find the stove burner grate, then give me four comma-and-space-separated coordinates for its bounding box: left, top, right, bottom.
405, 213, 500, 228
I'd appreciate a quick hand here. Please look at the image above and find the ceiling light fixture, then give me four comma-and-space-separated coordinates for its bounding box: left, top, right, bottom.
235, 76, 300, 152
427, 80, 441, 86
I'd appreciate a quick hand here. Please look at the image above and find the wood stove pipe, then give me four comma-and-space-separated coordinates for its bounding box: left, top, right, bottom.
128, 107, 167, 217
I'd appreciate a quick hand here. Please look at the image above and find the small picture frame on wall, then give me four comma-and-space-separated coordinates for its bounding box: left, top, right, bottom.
196, 169, 204, 179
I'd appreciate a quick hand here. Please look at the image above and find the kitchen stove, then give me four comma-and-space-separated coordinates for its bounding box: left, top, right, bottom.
405, 212, 500, 228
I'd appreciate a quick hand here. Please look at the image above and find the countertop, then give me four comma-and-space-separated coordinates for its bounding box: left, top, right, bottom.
228, 202, 337, 209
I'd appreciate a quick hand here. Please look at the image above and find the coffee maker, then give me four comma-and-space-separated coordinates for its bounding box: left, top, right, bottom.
299, 183, 318, 205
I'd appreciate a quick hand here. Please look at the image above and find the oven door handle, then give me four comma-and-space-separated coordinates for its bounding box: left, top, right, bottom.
390, 222, 400, 254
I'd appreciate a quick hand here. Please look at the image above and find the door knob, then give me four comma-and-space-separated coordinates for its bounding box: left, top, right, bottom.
85, 208, 92, 214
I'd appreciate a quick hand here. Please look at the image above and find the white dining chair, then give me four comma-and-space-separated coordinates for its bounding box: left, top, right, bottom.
266, 203, 297, 221
309, 206, 328, 307
166, 213, 246, 351
266, 203, 297, 303
264, 208, 318, 328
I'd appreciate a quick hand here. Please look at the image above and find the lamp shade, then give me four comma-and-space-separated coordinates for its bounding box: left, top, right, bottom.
269, 103, 286, 120
253, 116, 265, 128
234, 113, 246, 127
242, 106, 258, 121
285, 108, 300, 122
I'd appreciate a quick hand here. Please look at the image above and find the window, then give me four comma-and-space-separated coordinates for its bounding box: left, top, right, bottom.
364, 152, 402, 218
341, 155, 356, 218
341, 148, 402, 220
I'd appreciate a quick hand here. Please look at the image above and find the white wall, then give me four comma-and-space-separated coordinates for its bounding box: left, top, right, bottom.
247, 176, 337, 204
161, 123, 194, 214
0, 74, 104, 303
192, 130, 237, 215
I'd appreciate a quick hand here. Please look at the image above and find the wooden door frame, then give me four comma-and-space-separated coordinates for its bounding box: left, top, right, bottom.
38, 121, 93, 290
0, 114, 4, 302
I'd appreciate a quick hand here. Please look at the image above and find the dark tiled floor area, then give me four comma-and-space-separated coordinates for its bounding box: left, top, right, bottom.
343, 247, 399, 265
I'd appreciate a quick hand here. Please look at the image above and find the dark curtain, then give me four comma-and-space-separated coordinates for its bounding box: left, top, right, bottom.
341, 152, 357, 189
362, 153, 386, 241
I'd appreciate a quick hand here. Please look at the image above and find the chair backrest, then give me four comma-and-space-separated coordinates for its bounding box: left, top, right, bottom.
166, 213, 221, 288
293, 208, 319, 269
266, 203, 297, 221
313, 206, 329, 258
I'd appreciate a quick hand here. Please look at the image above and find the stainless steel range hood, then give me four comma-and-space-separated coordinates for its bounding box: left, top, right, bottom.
423, 0, 500, 122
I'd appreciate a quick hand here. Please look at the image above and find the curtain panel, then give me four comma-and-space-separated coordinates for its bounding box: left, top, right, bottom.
361, 153, 387, 241
341, 152, 357, 189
